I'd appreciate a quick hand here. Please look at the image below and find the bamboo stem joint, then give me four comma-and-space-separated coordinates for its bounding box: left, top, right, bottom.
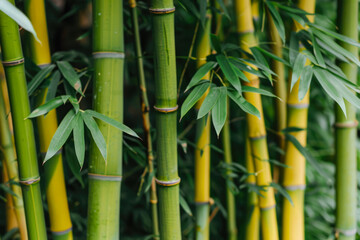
92, 52, 125, 59
88, 173, 123, 182
153, 105, 178, 113
155, 177, 181, 186
2, 58, 25, 67
149, 7, 175, 14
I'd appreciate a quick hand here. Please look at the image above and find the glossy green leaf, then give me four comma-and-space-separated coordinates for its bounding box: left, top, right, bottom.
298, 66, 313, 101
44, 110, 76, 163
310, 31, 325, 67
230, 62, 249, 82
180, 194, 193, 216
266, 1, 285, 43
212, 87, 227, 136
0, 0, 39, 41
69, 96, 79, 113
254, 46, 290, 67
27, 64, 55, 96
242, 86, 281, 100
227, 90, 260, 118
181, 82, 210, 119
73, 113, 85, 168
57, 61, 83, 95
46, 70, 61, 103
290, 53, 306, 92
27, 95, 70, 118
216, 54, 242, 94
198, 86, 221, 119
185, 61, 217, 91
86, 109, 139, 138
82, 111, 107, 161
229, 58, 265, 78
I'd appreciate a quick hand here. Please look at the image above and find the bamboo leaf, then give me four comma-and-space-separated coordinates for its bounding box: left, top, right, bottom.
45, 70, 61, 103
216, 54, 242, 94
185, 62, 217, 92
86, 109, 139, 138
179, 194, 193, 216
57, 61, 83, 95
215, 0, 230, 20
27, 95, 70, 118
230, 62, 249, 82
82, 111, 107, 161
227, 90, 260, 118
178, 0, 200, 19
254, 46, 290, 67
289, 32, 299, 65
0, 0, 39, 41
310, 31, 325, 67
198, 0, 207, 27
27, 64, 56, 96
69, 96, 80, 113
73, 113, 85, 168
210, 34, 222, 53
212, 87, 227, 136
229, 58, 265, 78
44, 110, 76, 163
64, 143, 84, 188
181, 82, 210, 119
266, 1, 285, 43
270, 182, 293, 206
198, 86, 221, 119
290, 53, 307, 92
298, 66, 313, 101
242, 86, 281, 100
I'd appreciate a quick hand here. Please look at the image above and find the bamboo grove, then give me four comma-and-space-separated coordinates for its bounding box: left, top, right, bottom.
0, 0, 359, 239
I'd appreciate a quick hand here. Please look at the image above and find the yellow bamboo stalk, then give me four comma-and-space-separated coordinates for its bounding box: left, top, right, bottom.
3, 166, 19, 233
234, 1, 278, 239
194, 12, 212, 240
282, 1, 315, 240
25, 0, 73, 238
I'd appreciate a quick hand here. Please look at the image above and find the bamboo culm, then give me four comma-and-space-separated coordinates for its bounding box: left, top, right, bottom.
24, 0, 73, 238
151, 0, 182, 238
87, 0, 124, 238
0, 1, 47, 238
129, 0, 160, 238
334, 0, 358, 239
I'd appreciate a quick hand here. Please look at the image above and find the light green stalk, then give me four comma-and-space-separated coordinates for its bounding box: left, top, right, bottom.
0, 1, 47, 239
335, 0, 358, 239
129, 0, 160, 238
87, 0, 124, 239
151, 0, 181, 239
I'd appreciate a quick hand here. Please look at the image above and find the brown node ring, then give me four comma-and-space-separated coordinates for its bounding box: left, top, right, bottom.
88, 173, 123, 182
334, 120, 358, 129
149, 7, 175, 14
128, 0, 136, 8
284, 184, 306, 191
153, 105, 178, 113
2, 58, 24, 67
19, 177, 40, 186
335, 228, 357, 237
155, 177, 181, 187
249, 134, 266, 141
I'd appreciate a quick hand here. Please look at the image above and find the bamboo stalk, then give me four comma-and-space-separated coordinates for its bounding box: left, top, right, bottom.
222, 113, 238, 240
87, 0, 124, 238
194, 11, 212, 240
151, 0, 181, 238
334, 0, 358, 239
234, 1, 278, 239
0, 1, 47, 238
282, 1, 315, 240
266, 6, 286, 184
245, 138, 260, 240
129, 0, 160, 238
3, 166, 19, 236
24, 0, 73, 238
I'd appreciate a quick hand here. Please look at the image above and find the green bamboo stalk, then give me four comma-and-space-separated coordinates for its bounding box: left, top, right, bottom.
151, 0, 181, 239
222, 112, 237, 240
335, 0, 358, 239
87, 0, 124, 239
0, 1, 47, 239
129, 0, 160, 238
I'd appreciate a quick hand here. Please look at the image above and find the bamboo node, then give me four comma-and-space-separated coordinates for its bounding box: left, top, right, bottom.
287, 103, 309, 109
249, 134, 266, 141
150, 199, 158, 204
92, 51, 125, 59
2, 58, 24, 67
284, 184, 306, 191
52, 227, 73, 236
260, 204, 276, 211
153, 105, 178, 113
334, 120, 358, 129
128, 0, 136, 8
88, 173, 122, 182
334, 228, 357, 237
38, 63, 51, 69
149, 7, 175, 14
155, 177, 181, 186
19, 177, 40, 186
195, 201, 210, 205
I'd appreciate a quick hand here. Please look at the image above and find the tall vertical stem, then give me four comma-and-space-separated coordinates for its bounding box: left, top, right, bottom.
282, 1, 315, 240
334, 0, 358, 239
87, 1, 124, 239
234, 1, 278, 239
129, 0, 160, 238
151, 0, 181, 238
0, 1, 47, 239
24, 0, 73, 238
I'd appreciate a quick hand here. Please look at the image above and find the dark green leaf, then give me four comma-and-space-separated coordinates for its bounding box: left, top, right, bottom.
198, 87, 221, 119
73, 113, 85, 168
64, 143, 85, 188
242, 86, 281, 100
44, 110, 76, 163
254, 46, 290, 67
27, 95, 70, 118
230, 62, 249, 82
185, 62, 217, 91
27, 64, 56, 96
57, 61, 83, 95
216, 54, 242, 94
310, 31, 325, 67
290, 53, 307, 92
228, 90, 260, 118
181, 82, 210, 119
266, 1, 285, 43
215, 0, 230, 20
289, 32, 299, 65
178, 0, 200, 19
298, 66, 313, 101
86, 109, 139, 138
210, 34, 222, 53
69, 96, 80, 113
45, 70, 61, 103
212, 87, 227, 136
